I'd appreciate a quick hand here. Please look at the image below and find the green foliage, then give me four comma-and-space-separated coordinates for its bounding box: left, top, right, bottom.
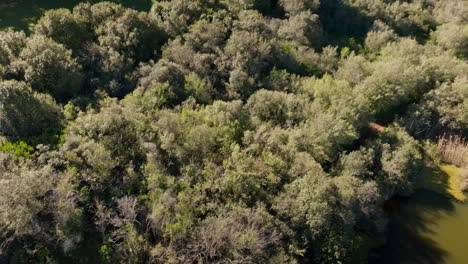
62, 99, 145, 196
15, 36, 84, 100
24, 124, 65, 148
279, 0, 320, 16
221, 29, 273, 99
184, 72, 214, 104
0, 0, 467, 263
291, 106, 358, 165
364, 20, 397, 52
95, 9, 162, 62
376, 126, 423, 197
154, 100, 246, 164
132, 59, 188, 106
34, 8, 90, 49
222, 0, 272, 14
279, 11, 323, 47
100, 244, 112, 263
247, 89, 306, 127
400, 78, 468, 139
0, 80, 61, 139
0, 153, 55, 238
150, 0, 211, 37
433, 23, 468, 59
0, 29, 26, 66
0, 141, 33, 158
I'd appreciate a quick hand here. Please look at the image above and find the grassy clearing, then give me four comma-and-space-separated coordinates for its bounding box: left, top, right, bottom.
0, 0, 154, 33
440, 165, 466, 202
416, 165, 466, 202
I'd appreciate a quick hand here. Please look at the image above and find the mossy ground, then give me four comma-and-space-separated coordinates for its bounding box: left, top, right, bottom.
416, 165, 465, 202
440, 165, 466, 202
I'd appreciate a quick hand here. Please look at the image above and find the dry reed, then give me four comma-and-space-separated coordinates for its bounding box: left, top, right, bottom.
460, 168, 468, 191
437, 134, 468, 167
437, 134, 468, 191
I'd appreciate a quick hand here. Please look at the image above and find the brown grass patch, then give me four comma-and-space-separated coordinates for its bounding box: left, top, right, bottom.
368, 122, 386, 135
436, 134, 468, 192
437, 134, 468, 167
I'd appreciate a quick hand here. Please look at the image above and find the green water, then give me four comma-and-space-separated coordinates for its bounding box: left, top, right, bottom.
373, 189, 468, 264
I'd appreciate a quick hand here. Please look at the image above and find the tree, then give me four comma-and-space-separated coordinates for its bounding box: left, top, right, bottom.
133, 59, 187, 106
433, 0, 468, 26
0, 29, 26, 66
279, 0, 320, 17
290, 105, 358, 165
279, 11, 323, 47
371, 126, 423, 198
218, 29, 273, 99
365, 20, 397, 52
400, 79, 468, 139
0, 29, 26, 80
75, 6, 165, 97
154, 100, 245, 165
78, 42, 133, 97
0, 152, 56, 250
335, 54, 371, 87
246, 89, 306, 127
188, 205, 283, 263
150, 0, 210, 38
274, 162, 340, 260
333, 175, 384, 233
34, 8, 90, 49
1, 1, 468, 263
222, 0, 272, 14
353, 39, 432, 121
51, 170, 84, 254
61, 99, 144, 196
162, 11, 233, 98
95, 9, 163, 62
72, 1, 126, 31
302, 74, 353, 112
433, 23, 468, 58
263, 68, 301, 93
15, 36, 84, 101
0, 80, 60, 139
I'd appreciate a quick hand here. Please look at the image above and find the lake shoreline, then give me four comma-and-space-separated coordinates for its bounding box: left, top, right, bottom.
370, 165, 468, 264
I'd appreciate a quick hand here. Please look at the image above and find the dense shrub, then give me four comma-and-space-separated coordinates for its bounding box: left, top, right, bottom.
34, 8, 90, 49
0, 80, 61, 139
0, 1, 467, 263
15, 36, 84, 100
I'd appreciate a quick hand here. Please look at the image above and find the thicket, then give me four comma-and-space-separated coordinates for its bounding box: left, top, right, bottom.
0, 0, 467, 263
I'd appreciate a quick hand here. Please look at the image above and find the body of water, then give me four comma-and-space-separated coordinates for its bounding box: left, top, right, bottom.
372, 189, 468, 264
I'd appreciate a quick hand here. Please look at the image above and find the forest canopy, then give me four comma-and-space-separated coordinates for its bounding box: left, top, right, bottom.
0, 0, 467, 263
